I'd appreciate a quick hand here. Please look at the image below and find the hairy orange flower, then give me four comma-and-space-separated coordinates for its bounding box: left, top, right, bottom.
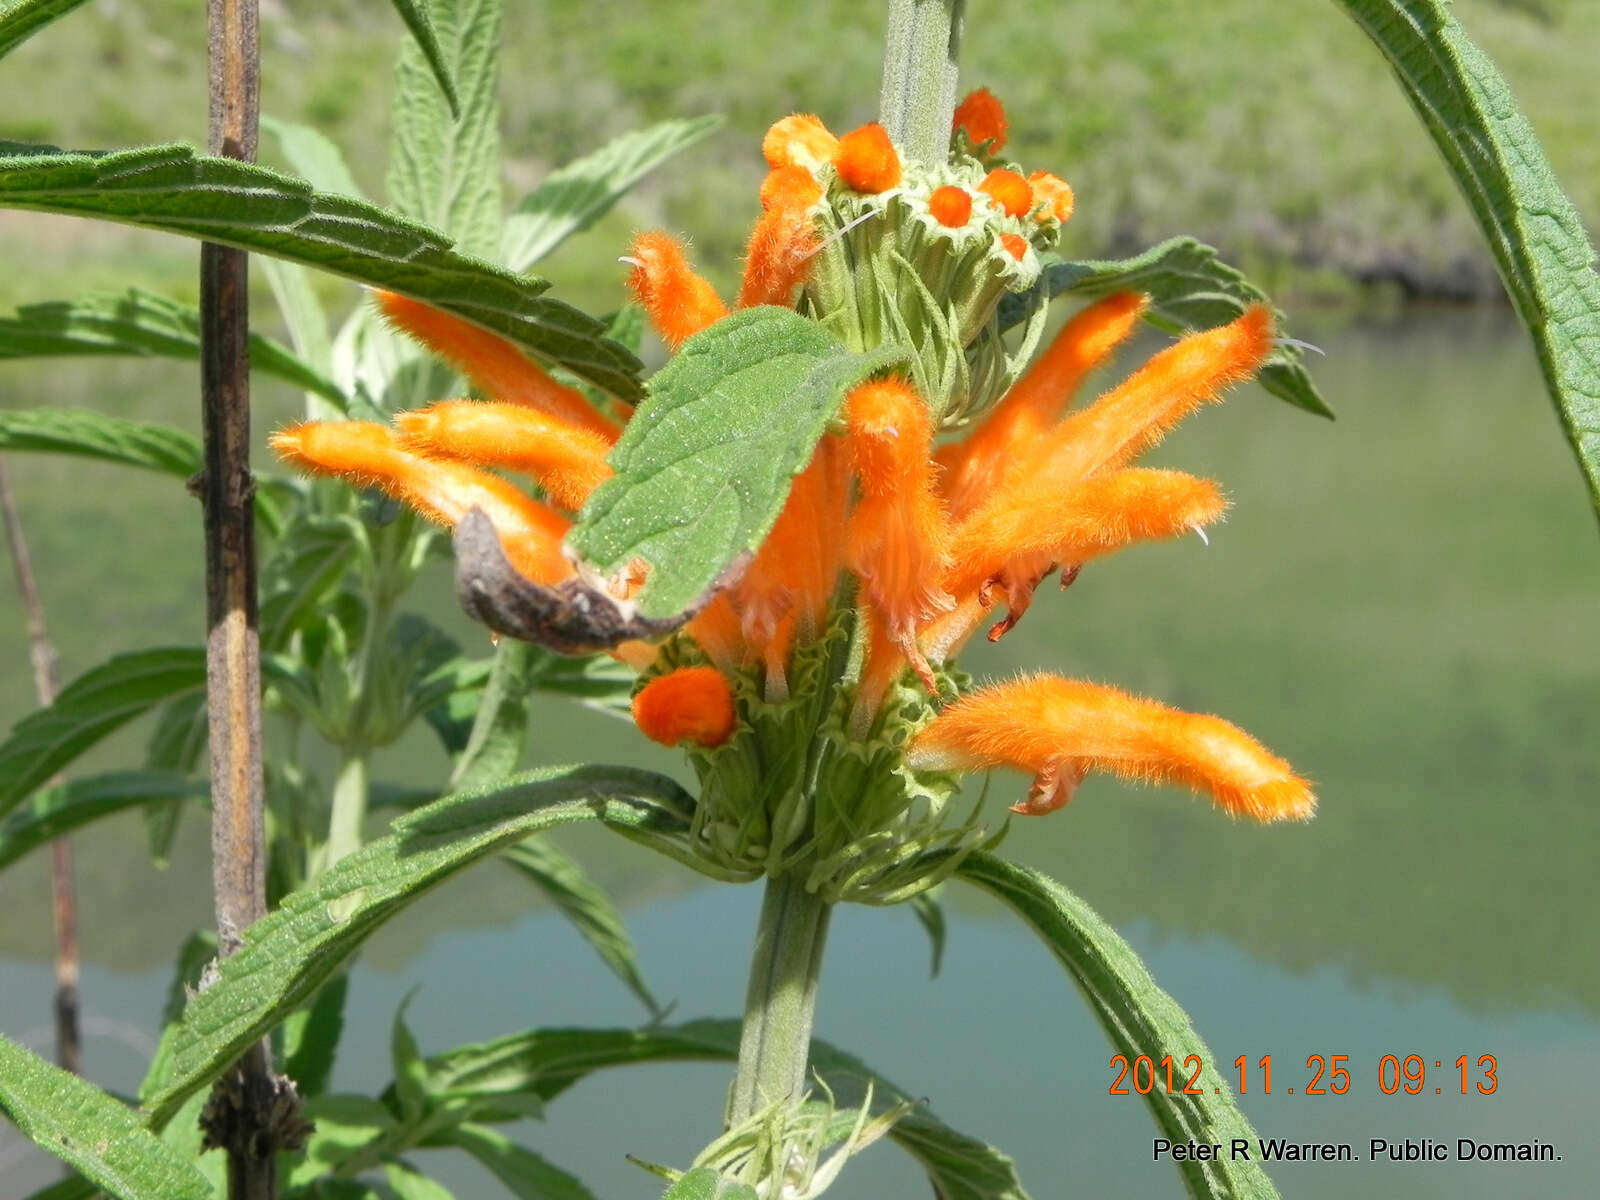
979, 169, 1032, 218
833, 122, 901, 193
633, 666, 738, 748
952, 87, 1008, 152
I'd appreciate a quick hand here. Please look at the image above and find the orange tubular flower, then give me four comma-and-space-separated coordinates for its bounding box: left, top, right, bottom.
626, 232, 731, 350
909, 676, 1315, 821
374, 291, 621, 441
270, 421, 572, 584
394, 401, 612, 512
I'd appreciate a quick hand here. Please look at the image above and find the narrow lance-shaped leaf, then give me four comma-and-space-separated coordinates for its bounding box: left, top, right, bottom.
403, 1020, 1032, 1200
1001, 237, 1332, 418
952, 851, 1279, 1200
0, 770, 205, 872
1333, 0, 1600, 516
0, 646, 206, 819
141, 765, 694, 1128
0, 1037, 214, 1200
384, 0, 461, 120
0, 0, 92, 60
0, 408, 200, 477
0, 288, 347, 404
432, 1123, 598, 1200
502, 115, 723, 272
570, 307, 910, 618
388, 0, 502, 260
0, 143, 644, 400
261, 115, 366, 200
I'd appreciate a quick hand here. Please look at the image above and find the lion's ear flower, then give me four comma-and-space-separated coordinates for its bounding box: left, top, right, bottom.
909, 676, 1315, 821
952, 86, 1008, 153
633, 666, 738, 749
269, 421, 572, 584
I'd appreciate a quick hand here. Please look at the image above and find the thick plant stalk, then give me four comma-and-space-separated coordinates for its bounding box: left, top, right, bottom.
196, 0, 302, 1194
878, 0, 964, 164
729, 872, 832, 1123
0, 458, 81, 1080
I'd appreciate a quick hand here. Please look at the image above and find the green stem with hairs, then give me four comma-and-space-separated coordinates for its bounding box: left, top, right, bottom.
322, 751, 369, 871
878, 0, 965, 164
729, 871, 833, 1123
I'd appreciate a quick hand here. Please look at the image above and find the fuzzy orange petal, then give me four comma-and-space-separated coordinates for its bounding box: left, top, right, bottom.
979, 169, 1032, 218
909, 675, 1314, 821
952, 87, 1008, 152
373, 291, 620, 440
270, 421, 571, 584
632, 666, 737, 748
736, 439, 847, 645
738, 186, 820, 309
686, 593, 746, 674
762, 114, 839, 172
1028, 171, 1075, 223
937, 291, 1148, 518
844, 379, 951, 684
626, 232, 730, 350
944, 468, 1226, 601
394, 400, 612, 512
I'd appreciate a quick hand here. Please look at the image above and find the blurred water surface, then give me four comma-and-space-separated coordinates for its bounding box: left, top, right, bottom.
0, 308, 1595, 1198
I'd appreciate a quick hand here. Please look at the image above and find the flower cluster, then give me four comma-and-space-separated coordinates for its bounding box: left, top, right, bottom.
274, 91, 1312, 894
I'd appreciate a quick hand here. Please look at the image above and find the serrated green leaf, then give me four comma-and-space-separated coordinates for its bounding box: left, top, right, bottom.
282, 975, 349, 1100
571, 308, 908, 618
384, 0, 460, 121
138, 930, 217, 1105
660, 1168, 757, 1200
0, 407, 200, 476
0, 289, 347, 403
0, 646, 206, 819
15, 1177, 96, 1200
141, 765, 693, 1129
1334, 0, 1600, 516
433, 1123, 596, 1200
953, 851, 1278, 1200
142, 692, 208, 866
502, 116, 722, 272
0, 1036, 214, 1200
0, 0, 91, 60
0, 770, 205, 872
388, 0, 501, 260
502, 836, 659, 1014
1004, 238, 1332, 418
288, 1093, 398, 1185
527, 651, 635, 717
0, 143, 643, 400
385, 1161, 456, 1200
261, 515, 366, 651
391, 993, 429, 1123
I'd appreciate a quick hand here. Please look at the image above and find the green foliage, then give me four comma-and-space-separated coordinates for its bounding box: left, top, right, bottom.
0, 646, 205, 819
1334, 0, 1600, 516
383, 0, 461, 121
953, 852, 1279, 1200
570, 307, 908, 618
0, 142, 644, 399
0, 288, 345, 402
0, 1036, 213, 1200
282, 976, 350, 1100
502, 115, 723, 272
435, 1123, 597, 1200
0, 770, 204, 871
387, 0, 502, 262
0, 0, 91, 61
1008, 238, 1333, 418
660, 1169, 758, 1200
142, 766, 694, 1128
0, 406, 200, 477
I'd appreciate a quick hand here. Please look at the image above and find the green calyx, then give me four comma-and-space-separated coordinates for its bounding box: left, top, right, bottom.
799, 147, 1060, 428
634, 608, 993, 902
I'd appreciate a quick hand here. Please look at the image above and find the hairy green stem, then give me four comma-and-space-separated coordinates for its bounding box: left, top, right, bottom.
323, 752, 369, 870
730, 872, 833, 1124
878, 0, 965, 164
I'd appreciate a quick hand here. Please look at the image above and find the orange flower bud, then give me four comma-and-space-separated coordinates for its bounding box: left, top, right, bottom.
952, 87, 1008, 152
1027, 171, 1075, 223
927, 185, 973, 228
632, 666, 738, 748
999, 233, 1028, 260
833, 123, 901, 194
763, 114, 839, 172
626, 232, 730, 350
979, 170, 1033, 218
759, 165, 825, 212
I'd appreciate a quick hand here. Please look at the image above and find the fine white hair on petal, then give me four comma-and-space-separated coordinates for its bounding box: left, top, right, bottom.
617, 256, 643, 268
1194, 526, 1210, 546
